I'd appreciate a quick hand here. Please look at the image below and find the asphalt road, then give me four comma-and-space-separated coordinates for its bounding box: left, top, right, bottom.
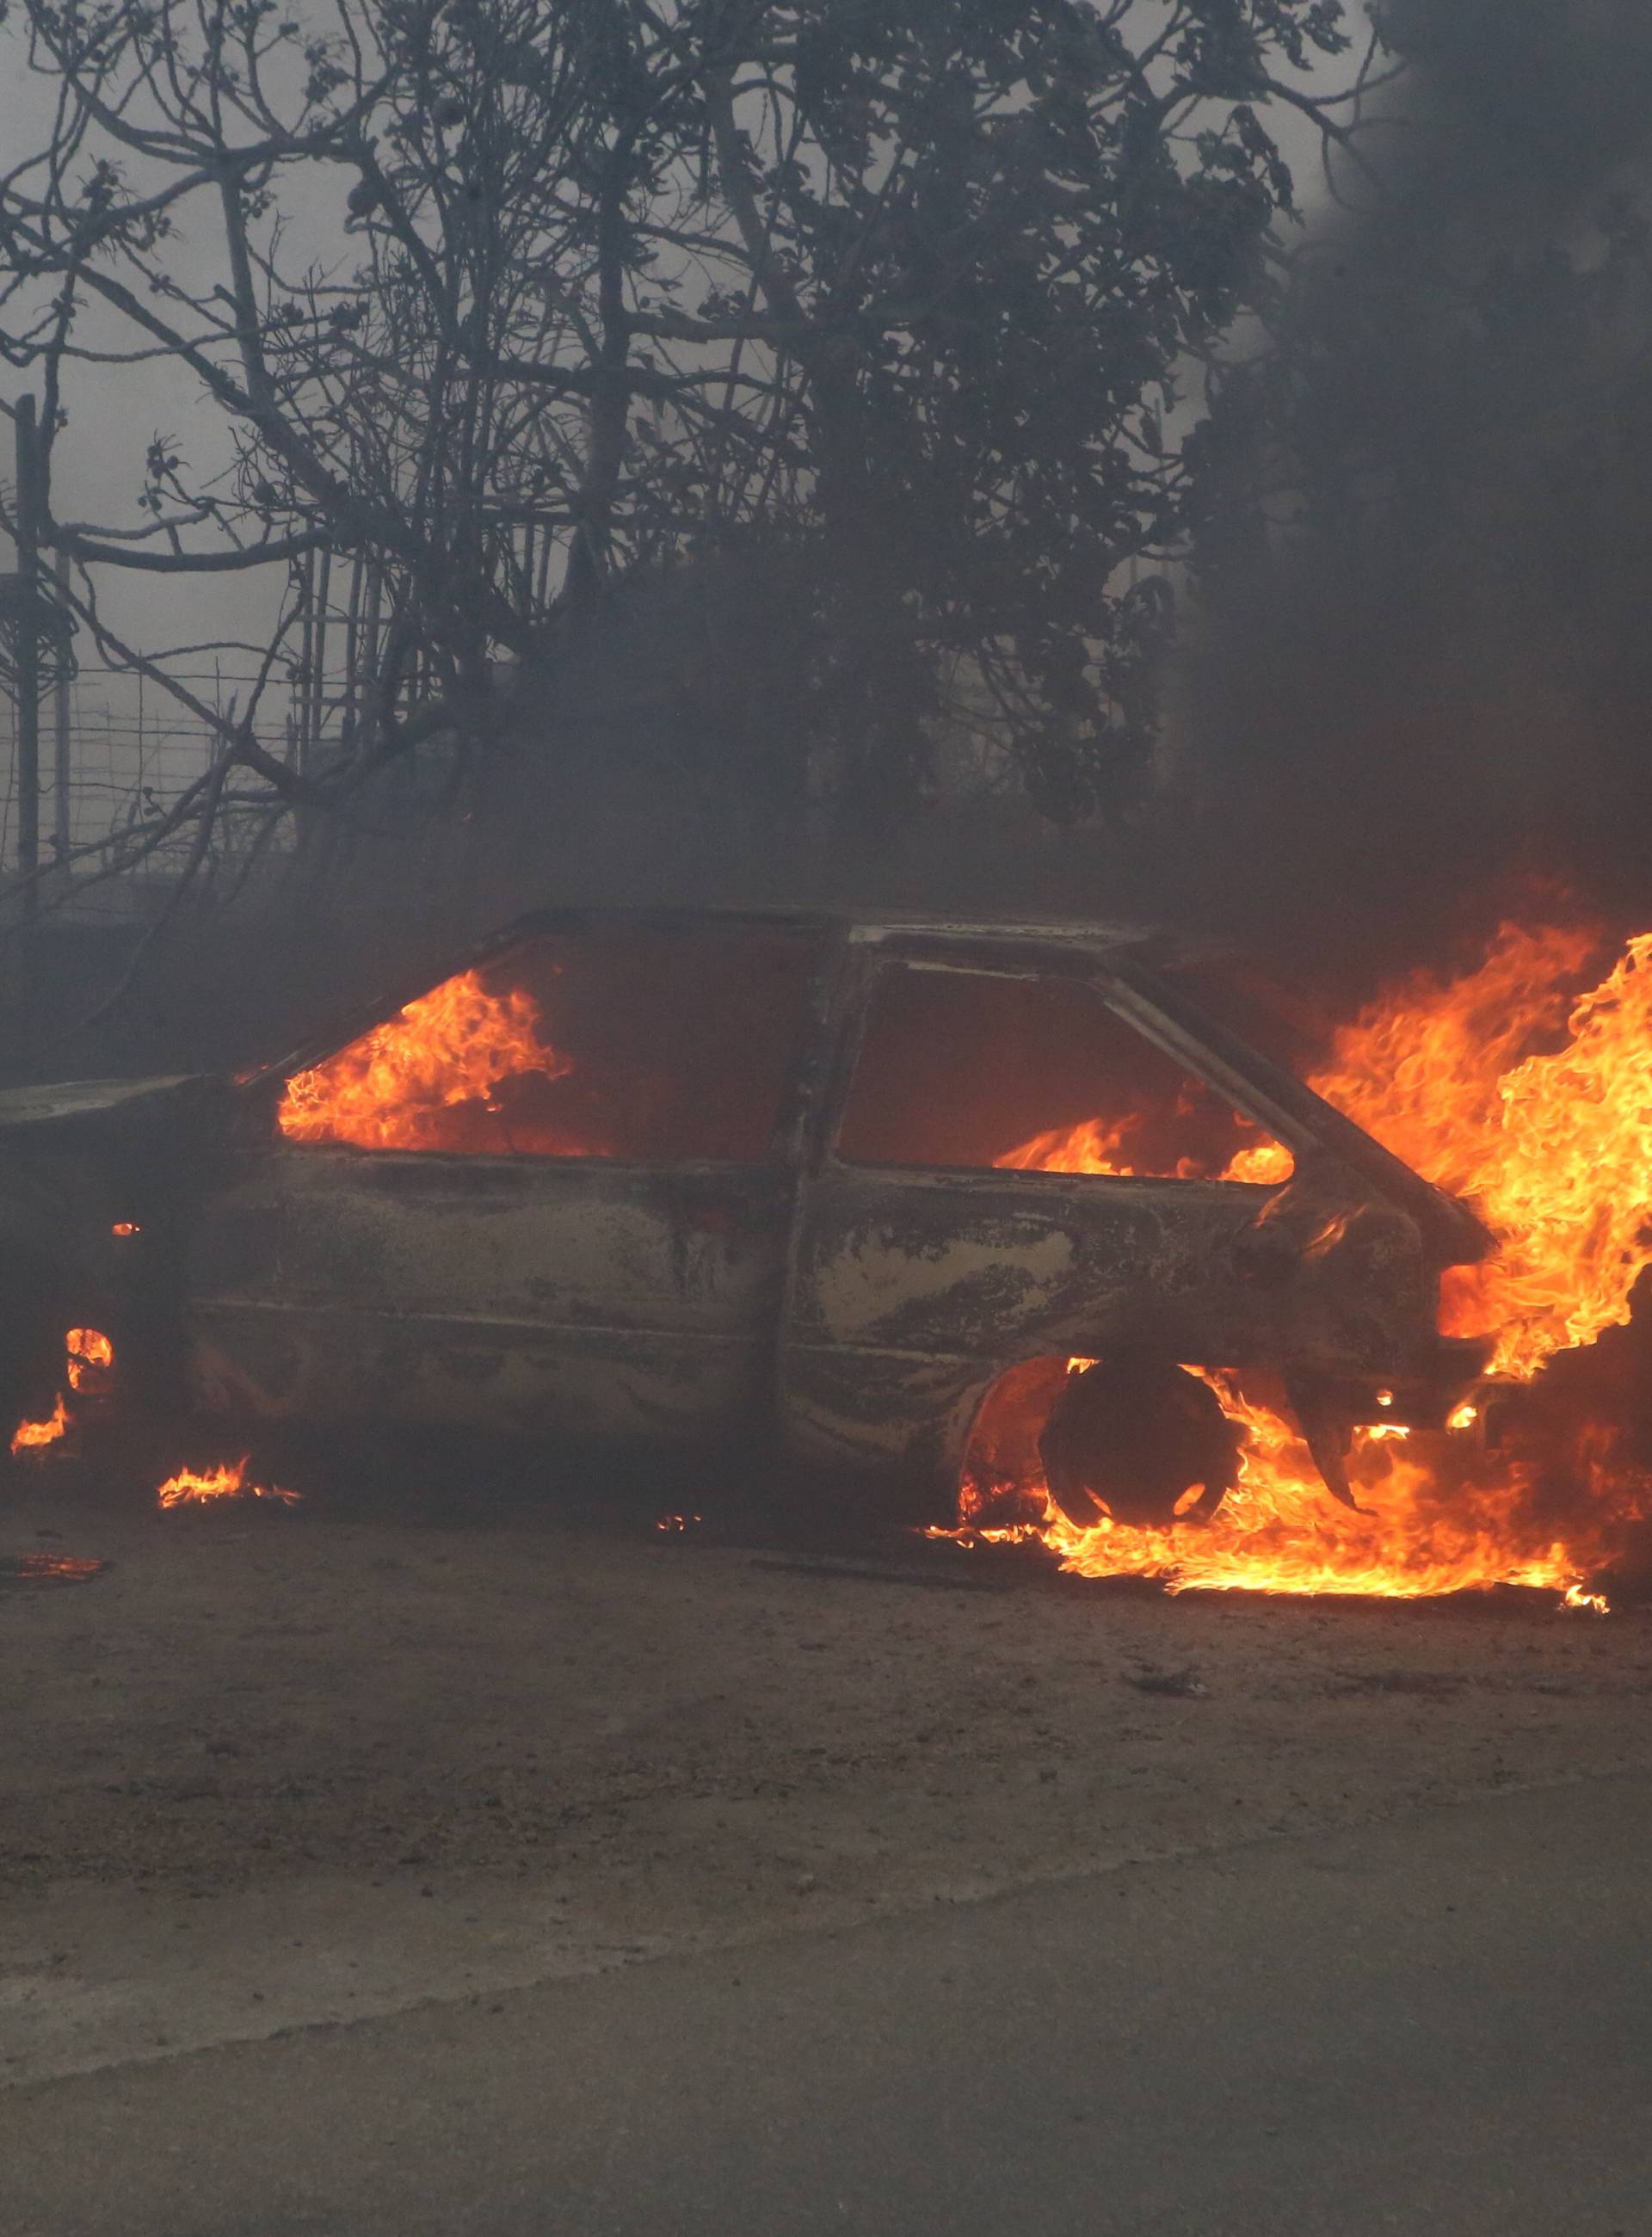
9, 1770, 1650, 2237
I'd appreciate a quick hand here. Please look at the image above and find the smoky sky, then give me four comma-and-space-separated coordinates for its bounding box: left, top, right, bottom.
1153, 0, 1652, 998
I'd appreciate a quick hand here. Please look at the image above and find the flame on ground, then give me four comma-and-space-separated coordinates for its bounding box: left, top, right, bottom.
10, 1393, 69, 1455
157, 1457, 300, 1509
955, 921, 1652, 1602
1, 1554, 107, 1585
278, 969, 567, 1153
9, 1328, 116, 1454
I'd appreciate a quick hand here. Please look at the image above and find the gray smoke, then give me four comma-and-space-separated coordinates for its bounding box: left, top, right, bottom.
1156, 0, 1652, 1000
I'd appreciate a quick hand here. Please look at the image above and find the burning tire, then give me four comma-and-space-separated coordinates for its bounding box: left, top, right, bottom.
1039, 1358, 1242, 1531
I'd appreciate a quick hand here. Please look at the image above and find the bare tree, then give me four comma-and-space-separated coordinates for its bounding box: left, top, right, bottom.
0, 0, 1382, 910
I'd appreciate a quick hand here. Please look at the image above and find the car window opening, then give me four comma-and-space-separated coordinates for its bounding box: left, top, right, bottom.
837, 964, 1293, 1181
278, 926, 820, 1163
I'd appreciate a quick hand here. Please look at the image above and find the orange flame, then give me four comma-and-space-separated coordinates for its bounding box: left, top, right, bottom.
9, 1393, 69, 1455
7, 1326, 117, 1452
65, 1328, 114, 1394
999, 1118, 1136, 1177
999, 1118, 1291, 1184
943, 1365, 1642, 1600
1256, 921, 1652, 1380
956, 921, 1652, 1600
278, 969, 566, 1152
157, 1456, 300, 1509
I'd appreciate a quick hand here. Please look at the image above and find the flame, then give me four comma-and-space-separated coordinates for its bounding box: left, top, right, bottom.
65, 1328, 114, 1393
9, 1393, 69, 1454
952, 921, 1652, 1601
998, 1117, 1291, 1183
9, 1328, 117, 1452
1562, 1584, 1612, 1617
157, 1456, 300, 1509
999, 1118, 1135, 1176
941, 1365, 1633, 1601
278, 968, 568, 1152
1288, 921, 1652, 1380
3, 1554, 106, 1583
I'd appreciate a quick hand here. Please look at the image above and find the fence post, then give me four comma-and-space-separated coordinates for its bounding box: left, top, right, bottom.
13, 396, 41, 918
52, 545, 71, 880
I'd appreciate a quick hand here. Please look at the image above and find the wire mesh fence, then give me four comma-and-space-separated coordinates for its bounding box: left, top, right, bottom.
0, 545, 411, 900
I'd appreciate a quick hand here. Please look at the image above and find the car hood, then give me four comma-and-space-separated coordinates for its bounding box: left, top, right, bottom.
0, 1075, 223, 1135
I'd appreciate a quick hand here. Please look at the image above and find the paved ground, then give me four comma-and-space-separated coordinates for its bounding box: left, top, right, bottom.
9, 1774, 1652, 2236
3, 1472, 1650, 2230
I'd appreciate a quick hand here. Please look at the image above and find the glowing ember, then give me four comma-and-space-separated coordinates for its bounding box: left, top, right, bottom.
9, 1394, 68, 1455
111, 1220, 139, 1237
952, 921, 1652, 1602
157, 1457, 300, 1509
0, 1553, 106, 1585
278, 969, 566, 1152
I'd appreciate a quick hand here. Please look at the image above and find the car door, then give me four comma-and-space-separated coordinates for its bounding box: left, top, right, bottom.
182, 916, 825, 1454
779, 934, 1316, 1494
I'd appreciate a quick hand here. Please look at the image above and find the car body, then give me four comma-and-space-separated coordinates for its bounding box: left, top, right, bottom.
0, 909, 1493, 1518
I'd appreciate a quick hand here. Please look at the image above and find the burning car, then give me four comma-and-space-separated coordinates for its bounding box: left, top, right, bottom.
0, 909, 1494, 1543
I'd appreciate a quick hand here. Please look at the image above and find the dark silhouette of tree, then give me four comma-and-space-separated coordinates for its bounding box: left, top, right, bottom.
0, 0, 1375, 895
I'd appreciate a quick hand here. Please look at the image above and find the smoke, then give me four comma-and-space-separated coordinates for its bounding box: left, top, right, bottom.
23, 1, 1652, 1078
1157, 0, 1652, 997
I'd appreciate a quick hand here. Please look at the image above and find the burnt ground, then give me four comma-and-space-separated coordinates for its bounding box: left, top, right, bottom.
2, 1460, 1650, 2102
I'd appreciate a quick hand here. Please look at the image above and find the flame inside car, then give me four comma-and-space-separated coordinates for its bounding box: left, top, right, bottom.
953, 921, 1652, 1600
16, 915, 1649, 1605
278, 968, 573, 1154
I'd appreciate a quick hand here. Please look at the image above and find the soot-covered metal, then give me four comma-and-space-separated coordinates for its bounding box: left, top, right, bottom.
0, 909, 1492, 1522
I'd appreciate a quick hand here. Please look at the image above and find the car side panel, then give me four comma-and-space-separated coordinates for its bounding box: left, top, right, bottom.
181, 1149, 790, 1445
779, 1164, 1434, 1508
